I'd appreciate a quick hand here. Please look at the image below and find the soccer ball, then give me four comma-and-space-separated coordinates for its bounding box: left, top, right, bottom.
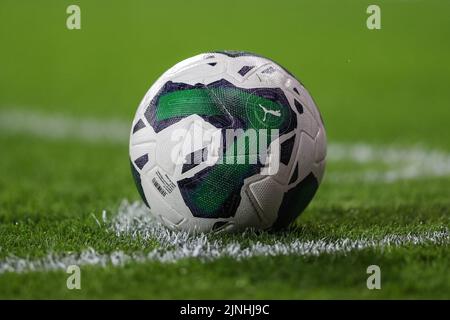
129, 51, 326, 232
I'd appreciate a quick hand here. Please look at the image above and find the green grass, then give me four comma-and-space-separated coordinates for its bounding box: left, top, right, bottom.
0, 0, 449, 299
1, 246, 448, 299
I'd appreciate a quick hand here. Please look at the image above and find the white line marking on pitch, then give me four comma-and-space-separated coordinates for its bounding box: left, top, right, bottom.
0, 108, 129, 144
1, 108, 450, 182
0, 201, 448, 274
328, 143, 450, 182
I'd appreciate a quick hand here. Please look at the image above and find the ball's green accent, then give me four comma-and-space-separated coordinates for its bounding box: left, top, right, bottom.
156, 87, 291, 216
156, 87, 288, 130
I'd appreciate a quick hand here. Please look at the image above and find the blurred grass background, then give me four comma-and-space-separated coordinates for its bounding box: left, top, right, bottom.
1, 0, 450, 147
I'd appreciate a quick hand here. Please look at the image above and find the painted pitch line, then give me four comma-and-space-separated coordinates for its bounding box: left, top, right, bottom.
0, 201, 448, 274
1, 108, 450, 182
0, 108, 129, 144
327, 143, 450, 182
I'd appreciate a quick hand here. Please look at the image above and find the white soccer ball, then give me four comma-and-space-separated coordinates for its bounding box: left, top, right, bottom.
129, 51, 326, 233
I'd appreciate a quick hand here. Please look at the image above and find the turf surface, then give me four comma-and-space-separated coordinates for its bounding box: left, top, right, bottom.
0, 0, 449, 299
